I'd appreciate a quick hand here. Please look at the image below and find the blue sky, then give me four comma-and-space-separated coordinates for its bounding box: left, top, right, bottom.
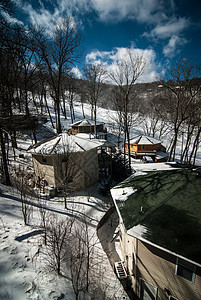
8, 0, 201, 82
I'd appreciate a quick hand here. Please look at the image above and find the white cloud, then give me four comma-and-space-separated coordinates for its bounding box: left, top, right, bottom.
21, 3, 70, 36
23, 0, 170, 25
71, 66, 82, 78
89, 0, 166, 23
1, 11, 24, 25
86, 50, 110, 63
143, 15, 190, 58
86, 47, 159, 83
163, 35, 188, 57
147, 17, 190, 39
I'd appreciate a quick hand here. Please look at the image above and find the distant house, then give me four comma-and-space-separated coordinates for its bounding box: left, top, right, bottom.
111, 167, 201, 300
71, 119, 107, 138
27, 133, 105, 193
125, 135, 167, 162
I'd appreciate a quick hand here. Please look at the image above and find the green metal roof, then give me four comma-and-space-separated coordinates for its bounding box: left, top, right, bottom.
113, 168, 201, 264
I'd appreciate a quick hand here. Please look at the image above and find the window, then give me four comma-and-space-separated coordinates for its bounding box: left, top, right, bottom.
68, 176, 73, 183
62, 157, 68, 162
141, 145, 145, 150
176, 258, 196, 283
42, 156, 47, 163
140, 279, 157, 300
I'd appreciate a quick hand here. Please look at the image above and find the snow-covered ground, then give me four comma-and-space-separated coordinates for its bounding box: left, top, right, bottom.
0, 182, 129, 299
1, 97, 201, 299
0, 100, 131, 299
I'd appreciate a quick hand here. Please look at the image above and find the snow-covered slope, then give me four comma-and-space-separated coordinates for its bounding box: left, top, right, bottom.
1, 96, 201, 299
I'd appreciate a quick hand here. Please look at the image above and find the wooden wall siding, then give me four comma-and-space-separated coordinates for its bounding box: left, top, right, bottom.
53, 153, 85, 191
119, 227, 201, 299
32, 149, 99, 192
32, 155, 55, 187
71, 124, 104, 135
126, 143, 162, 152
83, 149, 99, 187
71, 126, 92, 134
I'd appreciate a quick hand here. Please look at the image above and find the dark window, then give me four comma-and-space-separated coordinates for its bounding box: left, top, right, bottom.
42, 156, 47, 163
141, 145, 145, 150
68, 176, 73, 183
62, 157, 68, 162
176, 258, 196, 283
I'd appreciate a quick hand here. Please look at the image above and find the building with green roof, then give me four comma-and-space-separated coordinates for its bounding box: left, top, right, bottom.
111, 166, 201, 300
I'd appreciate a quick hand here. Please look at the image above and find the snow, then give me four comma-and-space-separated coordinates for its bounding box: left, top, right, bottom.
1, 91, 201, 299
131, 162, 178, 173
27, 133, 106, 154
0, 183, 128, 299
0, 100, 131, 299
127, 225, 148, 239
130, 135, 161, 145
110, 187, 136, 202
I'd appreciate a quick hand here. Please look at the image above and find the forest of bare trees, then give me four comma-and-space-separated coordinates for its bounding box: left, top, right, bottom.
1, 1, 201, 299
1, 0, 201, 187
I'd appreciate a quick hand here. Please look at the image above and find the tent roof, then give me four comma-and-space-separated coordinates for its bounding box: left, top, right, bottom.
71, 119, 104, 127
130, 135, 162, 145
27, 133, 105, 155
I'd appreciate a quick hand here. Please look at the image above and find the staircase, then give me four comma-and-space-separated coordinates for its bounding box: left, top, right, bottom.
114, 261, 128, 289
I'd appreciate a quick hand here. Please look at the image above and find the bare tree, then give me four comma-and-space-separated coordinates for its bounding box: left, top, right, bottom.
109, 49, 147, 168
140, 95, 171, 139
45, 214, 74, 275
62, 75, 77, 122
35, 16, 81, 133
65, 218, 99, 299
14, 167, 33, 225
54, 151, 81, 209
161, 58, 201, 162
77, 79, 88, 119
37, 195, 49, 245
84, 63, 107, 137
0, 128, 11, 185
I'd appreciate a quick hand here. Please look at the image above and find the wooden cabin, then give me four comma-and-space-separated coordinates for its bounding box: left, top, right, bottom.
27, 133, 105, 194
71, 119, 106, 135
125, 135, 167, 161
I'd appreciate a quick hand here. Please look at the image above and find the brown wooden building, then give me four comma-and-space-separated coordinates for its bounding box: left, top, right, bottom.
111, 168, 201, 300
71, 119, 106, 135
125, 135, 167, 161
27, 133, 105, 193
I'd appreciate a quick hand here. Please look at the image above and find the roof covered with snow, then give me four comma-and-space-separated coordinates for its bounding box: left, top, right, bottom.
27, 133, 106, 155
129, 135, 162, 145
71, 119, 104, 127
111, 166, 201, 264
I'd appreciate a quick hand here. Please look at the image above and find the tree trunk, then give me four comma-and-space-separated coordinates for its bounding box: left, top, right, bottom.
189, 127, 201, 165
81, 100, 85, 119
55, 97, 62, 134
168, 125, 179, 162
0, 128, 11, 185
44, 92, 54, 129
